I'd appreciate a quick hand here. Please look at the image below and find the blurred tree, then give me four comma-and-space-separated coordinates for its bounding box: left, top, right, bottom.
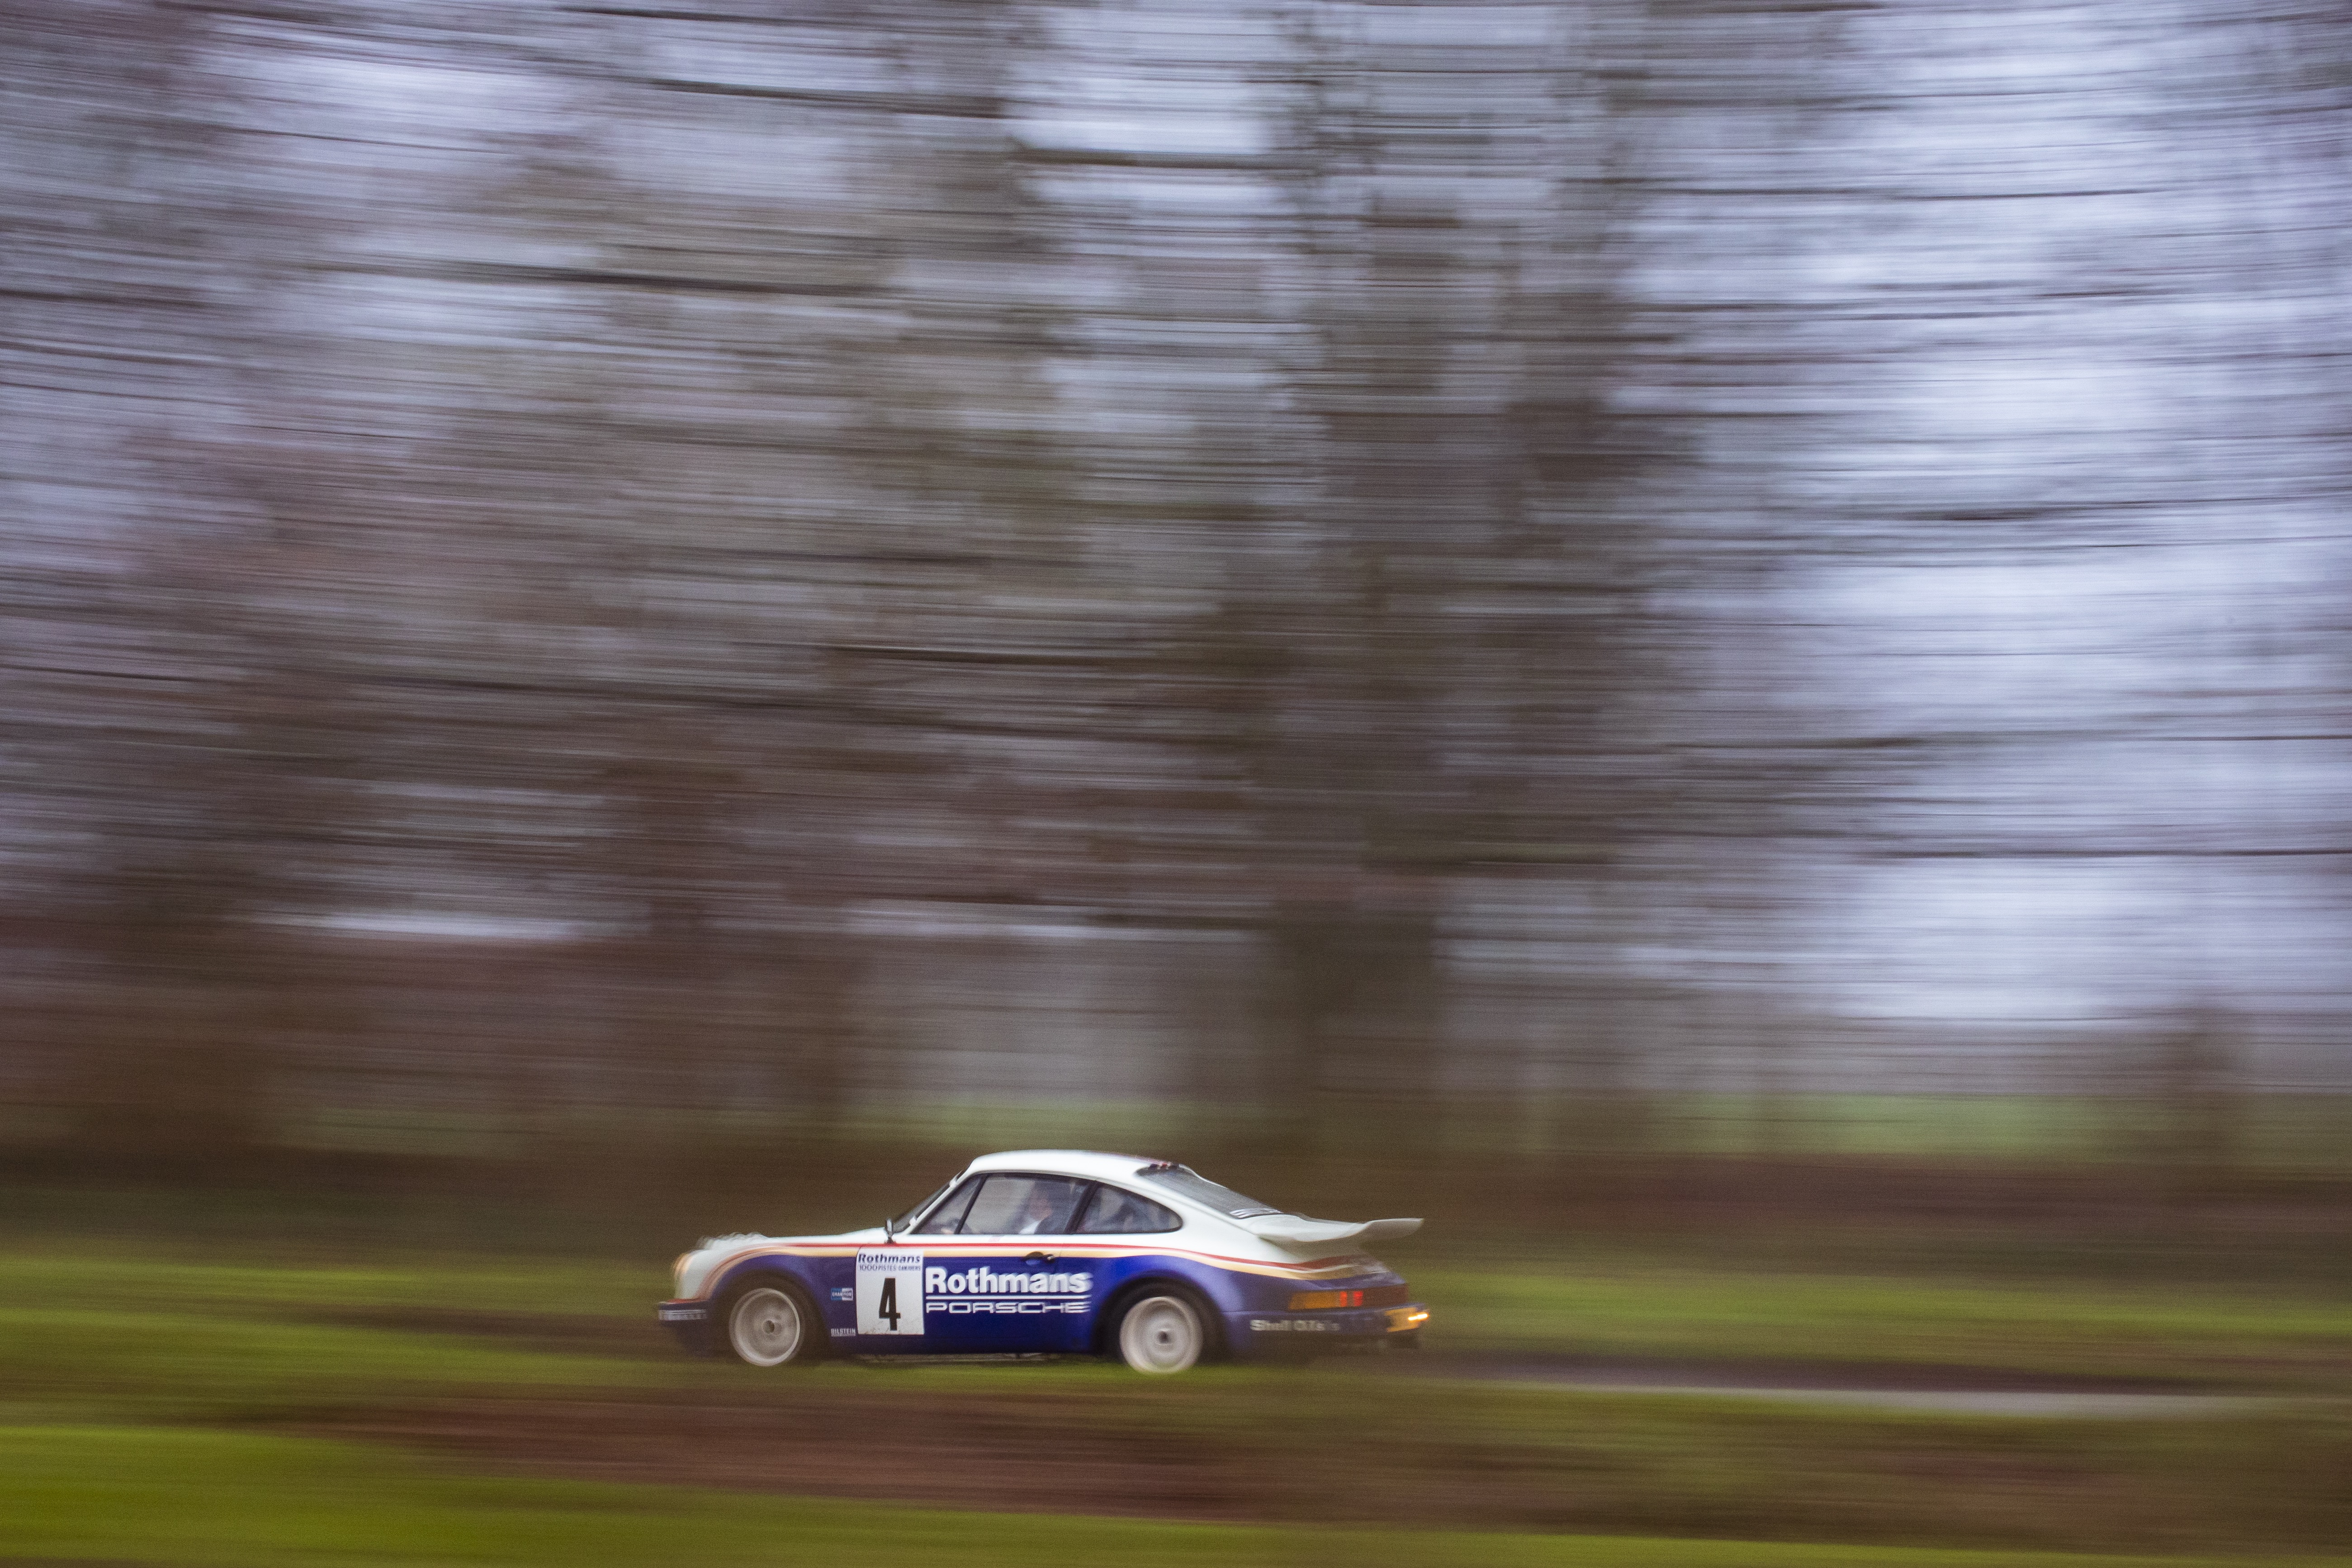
1, 0, 2346, 1181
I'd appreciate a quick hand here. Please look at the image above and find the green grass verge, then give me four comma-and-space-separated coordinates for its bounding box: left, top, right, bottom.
0, 1249, 654, 1318
7, 1240, 2349, 1424
1416, 1263, 2352, 1386
0, 1250, 670, 1420
0, 1305, 654, 1417
1, 1425, 2339, 1568
3, 1242, 2350, 1556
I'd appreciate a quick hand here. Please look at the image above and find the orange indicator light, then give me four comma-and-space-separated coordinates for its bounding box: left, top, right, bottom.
1287, 1289, 1365, 1311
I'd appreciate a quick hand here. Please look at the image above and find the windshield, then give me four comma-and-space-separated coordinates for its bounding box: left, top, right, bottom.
1137, 1163, 1286, 1220
890, 1178, 956, 1234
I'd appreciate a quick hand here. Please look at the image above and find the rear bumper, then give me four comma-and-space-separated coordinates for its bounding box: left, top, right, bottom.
1227, 1302, 1429, 1357
656, 1299, 714, 1357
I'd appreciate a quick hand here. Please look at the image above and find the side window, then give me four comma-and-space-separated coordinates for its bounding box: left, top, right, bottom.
910, 1178, 983, 1235
959, 1174, 1089, 1236
1074, 1184, 1182, 1235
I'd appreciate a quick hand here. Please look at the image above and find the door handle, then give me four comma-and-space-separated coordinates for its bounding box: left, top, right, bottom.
1022, 1251, 1056, 1265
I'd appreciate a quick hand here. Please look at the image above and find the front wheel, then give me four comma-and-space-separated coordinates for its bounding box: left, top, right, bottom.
1113, 1291, 1211, 1375
721, 1281, 821, 1368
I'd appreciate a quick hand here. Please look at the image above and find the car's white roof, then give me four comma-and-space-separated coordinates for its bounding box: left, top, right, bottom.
946, 1150, 1416, 1251
962, 1148, 1178, 1186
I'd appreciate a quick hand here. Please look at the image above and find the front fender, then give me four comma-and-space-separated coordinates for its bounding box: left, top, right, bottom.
708, 1258, 826, 1311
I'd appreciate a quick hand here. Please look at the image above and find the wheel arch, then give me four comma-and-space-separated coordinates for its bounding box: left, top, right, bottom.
714, 1265, 829, 1366
710, 1256, 823, 1307
1092, 1270, 1226, 1360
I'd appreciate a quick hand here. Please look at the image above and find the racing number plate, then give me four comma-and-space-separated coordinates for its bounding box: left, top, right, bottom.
855, 1247, 924, 1336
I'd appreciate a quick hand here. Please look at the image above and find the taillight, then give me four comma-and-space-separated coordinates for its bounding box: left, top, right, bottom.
1288, 1289, 1358, 1311
1288, 1284, 1410, 1311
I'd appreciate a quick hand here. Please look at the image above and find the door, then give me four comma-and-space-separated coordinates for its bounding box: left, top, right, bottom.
904, 1172, 1094, 1353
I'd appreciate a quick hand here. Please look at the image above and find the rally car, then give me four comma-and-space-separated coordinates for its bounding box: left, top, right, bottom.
657, 1149, 1428, 1374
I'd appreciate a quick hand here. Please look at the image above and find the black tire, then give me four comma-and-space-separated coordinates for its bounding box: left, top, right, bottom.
717, 1276, 825, 1368
1107, 1284, 1222, 1375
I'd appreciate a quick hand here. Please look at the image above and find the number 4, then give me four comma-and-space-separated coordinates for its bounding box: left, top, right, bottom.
878, 1275, 902, 1331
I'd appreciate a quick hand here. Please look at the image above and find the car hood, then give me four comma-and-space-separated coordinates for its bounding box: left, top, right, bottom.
677, 1226, 888, 1299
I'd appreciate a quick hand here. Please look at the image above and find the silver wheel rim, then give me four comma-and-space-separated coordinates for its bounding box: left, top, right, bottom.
1119, 1294, 1202, 1375
729, 1287, 804, 1367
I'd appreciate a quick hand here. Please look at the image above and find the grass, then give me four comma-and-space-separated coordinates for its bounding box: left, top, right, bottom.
0, 1249, 656, 1319
0, 1250, 672, 1421
0, 1305, 655, 1419
1, 1183, 2347, 1563
10, 1236, 2349, 1417
1414, 1260, 2352, 1387
1, 1425, 2343, 1568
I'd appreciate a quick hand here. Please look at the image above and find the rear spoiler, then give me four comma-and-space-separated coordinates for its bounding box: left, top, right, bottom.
1239, 1215, 1422, 1248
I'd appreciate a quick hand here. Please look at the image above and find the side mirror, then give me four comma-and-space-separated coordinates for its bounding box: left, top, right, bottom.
882, 1217, 897, 1241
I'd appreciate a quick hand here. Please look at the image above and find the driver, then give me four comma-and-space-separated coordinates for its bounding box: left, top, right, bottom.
1013, 1184, 1064, 1235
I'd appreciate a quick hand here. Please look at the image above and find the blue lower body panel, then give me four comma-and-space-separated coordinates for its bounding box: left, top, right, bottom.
667, 1290, 1428, 1364
1223, 1302, 1429, 1359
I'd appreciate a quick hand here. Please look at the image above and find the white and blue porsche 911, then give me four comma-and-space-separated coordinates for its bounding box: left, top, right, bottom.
657, 1149, 1428, 1374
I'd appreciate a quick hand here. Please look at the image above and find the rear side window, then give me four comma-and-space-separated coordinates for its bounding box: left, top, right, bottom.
1075, 1184, 1181, 1234
1137, 1163, 1284, 1219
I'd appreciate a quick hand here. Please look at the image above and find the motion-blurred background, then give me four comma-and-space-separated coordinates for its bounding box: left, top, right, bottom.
5, 4, 2352, 1563
6, 0, 2347, 1213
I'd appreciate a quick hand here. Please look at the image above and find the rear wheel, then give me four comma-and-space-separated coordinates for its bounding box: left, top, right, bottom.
721, 1280, 820, 1367
1113, 1290, 1210, 1375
